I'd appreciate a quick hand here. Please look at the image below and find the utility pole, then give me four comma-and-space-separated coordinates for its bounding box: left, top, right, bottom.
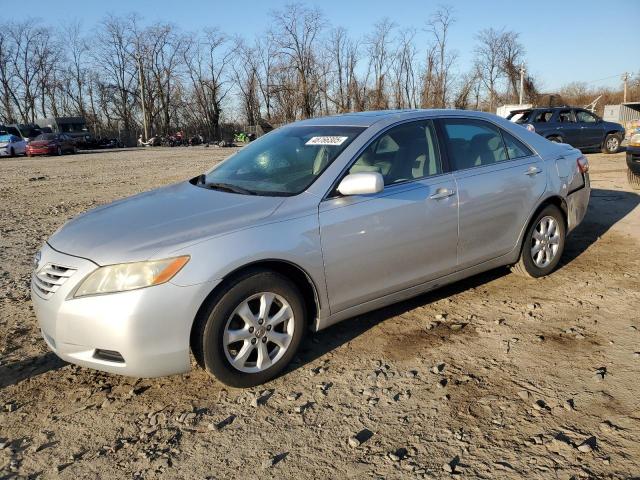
519, 64, 526, 105
622, 72, 629, 103
136, 53, 149, 142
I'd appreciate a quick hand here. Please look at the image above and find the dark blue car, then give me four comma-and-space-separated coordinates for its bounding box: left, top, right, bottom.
507, 107, 625, 154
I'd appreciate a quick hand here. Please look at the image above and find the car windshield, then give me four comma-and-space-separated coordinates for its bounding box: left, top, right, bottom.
198, 126, 365, 196
35, 133, 56, 141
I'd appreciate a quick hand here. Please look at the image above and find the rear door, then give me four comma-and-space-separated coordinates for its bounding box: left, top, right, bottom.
319, 119, 459, 313
438, 118, 546, 268
554, 109, 581, 146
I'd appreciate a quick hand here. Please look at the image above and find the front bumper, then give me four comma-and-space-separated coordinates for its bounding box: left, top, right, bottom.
27, 147, 55, 155
627, 146, 640, 175
31, 243, 219, 377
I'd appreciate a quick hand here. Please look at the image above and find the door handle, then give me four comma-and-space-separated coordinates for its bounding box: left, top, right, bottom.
525, 166, 542, 176
429, 188, 456, 200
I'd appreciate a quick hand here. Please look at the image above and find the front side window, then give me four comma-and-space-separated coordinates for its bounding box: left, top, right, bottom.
441, 119, 508, 170
201, 125, 364, 196
347, 120, 442, 185
575, 110, 598, 123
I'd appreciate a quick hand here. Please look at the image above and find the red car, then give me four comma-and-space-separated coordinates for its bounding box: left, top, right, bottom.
26, 133, 77, 157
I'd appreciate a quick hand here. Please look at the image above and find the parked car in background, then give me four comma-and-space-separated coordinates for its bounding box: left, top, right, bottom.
627, 128, 640, 189
0, 123, 43, 141
32, 110, 591, 387
26, 133, 77, 156
0, 133, 27, 157
35, 117, 94, 148
508, 107, 625, 153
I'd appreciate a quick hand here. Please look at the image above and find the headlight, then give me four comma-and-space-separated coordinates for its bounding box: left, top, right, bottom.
630, 133, 640, 147
74, 256, 189, 298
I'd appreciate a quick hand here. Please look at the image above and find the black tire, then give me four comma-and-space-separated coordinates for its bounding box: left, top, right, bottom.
602, 134, 620, 154
192, 269, 306, 387
56, 146, 62, 156
628, 168, 640, 190
548, 136, 562, 144
512, 204, 566, 278
9, 147, 15, 157
72, 146, 78, 154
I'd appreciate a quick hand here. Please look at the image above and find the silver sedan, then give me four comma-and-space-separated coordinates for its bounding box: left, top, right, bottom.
31, 110, 590, 387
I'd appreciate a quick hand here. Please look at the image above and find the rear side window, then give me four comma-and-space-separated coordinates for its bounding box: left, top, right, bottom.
533, 110, 553, 123
441, 119, 508, 170
501, 130, 533, 159
558, 110, 574, 123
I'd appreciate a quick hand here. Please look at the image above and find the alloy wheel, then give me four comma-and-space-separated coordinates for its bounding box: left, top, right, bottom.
530, 215, 560, 268
223, 292, 294, 373
606, 137, 619, 152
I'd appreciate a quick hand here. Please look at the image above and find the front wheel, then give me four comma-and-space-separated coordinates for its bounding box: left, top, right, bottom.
628, 168, 640, 190
192, 269, 306, 387
602, 134, 620, 154
512, 205, 566, 278
56, 146, 62, 156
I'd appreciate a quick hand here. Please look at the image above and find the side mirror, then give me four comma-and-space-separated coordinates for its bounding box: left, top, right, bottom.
337, 172, 384, 196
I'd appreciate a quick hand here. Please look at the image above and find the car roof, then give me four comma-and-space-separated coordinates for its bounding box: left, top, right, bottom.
289, 109, 501, 128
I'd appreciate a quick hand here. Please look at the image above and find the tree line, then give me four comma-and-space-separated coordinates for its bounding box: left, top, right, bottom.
0, 4, 635, 142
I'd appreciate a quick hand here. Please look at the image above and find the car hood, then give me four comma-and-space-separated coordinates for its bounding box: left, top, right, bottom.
48, 181, 285, 265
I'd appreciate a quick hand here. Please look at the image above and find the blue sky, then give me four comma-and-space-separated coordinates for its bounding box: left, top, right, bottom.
48, 0, 638, 91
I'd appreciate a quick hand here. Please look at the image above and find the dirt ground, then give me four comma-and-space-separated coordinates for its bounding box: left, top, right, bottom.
1, 146, 639, 479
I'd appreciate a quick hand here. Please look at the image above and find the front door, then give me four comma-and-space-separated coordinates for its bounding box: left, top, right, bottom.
439, 118, 546, 267
574, 109, 603, 148
319, 120, 459, 314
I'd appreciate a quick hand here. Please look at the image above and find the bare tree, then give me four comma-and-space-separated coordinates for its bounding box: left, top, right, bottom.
270, 3, 325, 119
391, 29, 419, 108
426, 5, 456, 107
183, 28, 234, 140
474, 27, 504, 111
366, 18, 395, 110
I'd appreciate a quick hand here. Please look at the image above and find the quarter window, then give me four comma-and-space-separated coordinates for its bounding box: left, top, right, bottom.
348, 120, 442, 185
441, 119, 508, 170
501, 130, 533, 159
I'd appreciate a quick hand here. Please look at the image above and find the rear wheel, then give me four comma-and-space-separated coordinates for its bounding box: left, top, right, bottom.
56, 146, 62, 156
512, 205, 566, 278
192, 269, 306, 387
602, 134, 620, 154
628, 168, 640, 190
9, 147, 15, 157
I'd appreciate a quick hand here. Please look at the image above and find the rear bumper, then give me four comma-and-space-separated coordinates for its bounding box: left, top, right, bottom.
31, 243, 219, 378
627, 147, 640, 175
566, 174, 590, 232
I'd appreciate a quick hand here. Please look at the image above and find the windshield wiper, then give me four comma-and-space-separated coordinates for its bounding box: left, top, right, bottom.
203, 182, 256, 195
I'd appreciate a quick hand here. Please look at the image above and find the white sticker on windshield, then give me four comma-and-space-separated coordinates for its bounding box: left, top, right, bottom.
305, 136, 348, 146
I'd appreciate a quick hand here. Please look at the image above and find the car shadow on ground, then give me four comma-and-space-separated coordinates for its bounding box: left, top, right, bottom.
289, 267, 508, 375
0, 352, 66, 390
289, 187, 640, 375
562, 187, 640, 266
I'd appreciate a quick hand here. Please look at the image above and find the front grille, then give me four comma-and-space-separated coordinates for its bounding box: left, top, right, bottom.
33, 263, 76, 299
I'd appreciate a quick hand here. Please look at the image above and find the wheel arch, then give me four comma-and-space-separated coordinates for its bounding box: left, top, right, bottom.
189, 258, 321, 364
515, 195, 568, 260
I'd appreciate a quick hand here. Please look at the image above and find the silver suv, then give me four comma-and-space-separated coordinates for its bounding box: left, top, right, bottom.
31, 110, 590, 387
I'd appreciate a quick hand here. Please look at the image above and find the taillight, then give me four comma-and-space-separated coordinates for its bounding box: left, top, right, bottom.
577, 156, 589, 174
